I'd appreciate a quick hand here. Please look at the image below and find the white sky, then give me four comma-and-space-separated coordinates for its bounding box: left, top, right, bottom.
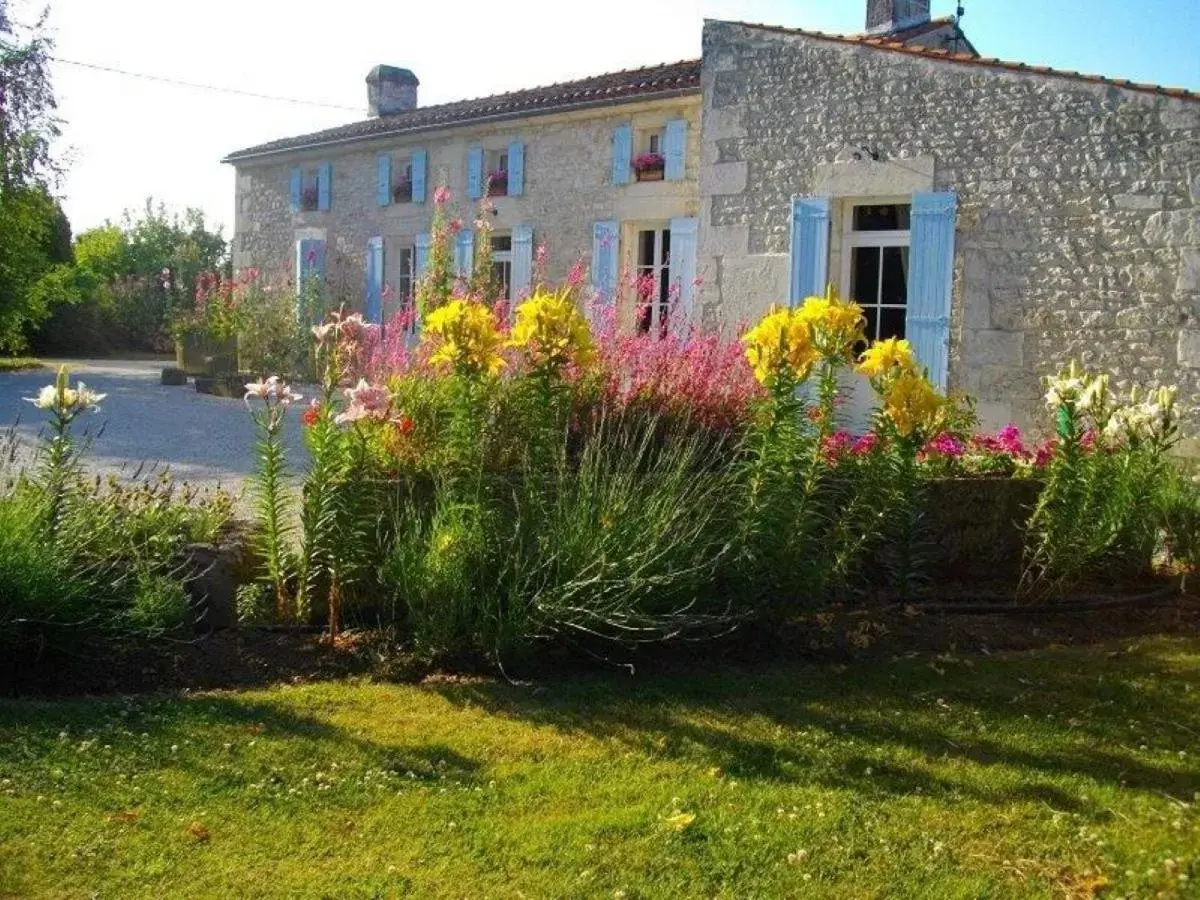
40, 0, 831, 238
21, 0, 1200, 240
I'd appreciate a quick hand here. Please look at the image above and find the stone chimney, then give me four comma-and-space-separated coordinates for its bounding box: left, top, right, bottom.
367, 65, 419, 117
865, 0, 931, 34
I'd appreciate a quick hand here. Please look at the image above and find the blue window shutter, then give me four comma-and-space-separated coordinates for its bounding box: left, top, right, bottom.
789, 196, 831, 305
366, 237, 384, 324
591, 220, 620, 306
612, 125, 632, 186
317, 163, 332, 211
455, 229, 474, 277
467, 146, 484, 199
668, 217, 699, 329
511, 223, 534, 302
377, 155, 391, 207
664, 118, 687, 181
411, 149, 428, 203
289, 169, 302, 213
907, 191, 957, 390
508, 141, 525, 196
414, 232, 431, 278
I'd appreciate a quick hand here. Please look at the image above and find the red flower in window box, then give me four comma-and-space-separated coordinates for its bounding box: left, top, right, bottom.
632, 152, 665, 173
301, 186, 320, 211
487, 169, 508, 196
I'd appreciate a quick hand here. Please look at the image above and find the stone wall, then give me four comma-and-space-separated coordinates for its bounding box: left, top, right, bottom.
698, 20, 1200, 442
232, 97, 701, 315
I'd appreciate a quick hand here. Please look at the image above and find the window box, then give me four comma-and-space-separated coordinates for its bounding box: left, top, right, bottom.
633, 152, 665, 182
487, 168, 509, 197
392, 179, 413, 204
300, 186, 320, 211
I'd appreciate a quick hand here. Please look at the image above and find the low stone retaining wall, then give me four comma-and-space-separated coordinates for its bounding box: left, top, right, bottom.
922, 477, 1043, 585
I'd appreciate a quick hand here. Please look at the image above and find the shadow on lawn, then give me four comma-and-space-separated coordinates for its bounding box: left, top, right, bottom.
0, 693, 481, 786
429, 639, 1200, 806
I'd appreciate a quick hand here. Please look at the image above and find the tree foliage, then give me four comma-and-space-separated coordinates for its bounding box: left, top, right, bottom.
0, 5, 60, 192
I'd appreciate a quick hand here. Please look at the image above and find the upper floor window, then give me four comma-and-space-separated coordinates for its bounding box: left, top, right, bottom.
300, 169, 320, 211
633, 128, 666, 182
844, 203, 911, 343
488, 149, 509, 197
393, 159, 414, 204
290, 163, 331, 213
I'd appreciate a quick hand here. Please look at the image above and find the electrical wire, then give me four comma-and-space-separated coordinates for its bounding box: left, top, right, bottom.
48, 56, 360, 112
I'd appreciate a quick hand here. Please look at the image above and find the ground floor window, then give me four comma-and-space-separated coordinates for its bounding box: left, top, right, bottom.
389, 245, 415, 333
491, 234, 512, 303
635, 227, 671, 337
843, 203, 910, 343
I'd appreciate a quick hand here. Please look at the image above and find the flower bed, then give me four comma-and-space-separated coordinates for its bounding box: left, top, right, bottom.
131, 184, 1196, 671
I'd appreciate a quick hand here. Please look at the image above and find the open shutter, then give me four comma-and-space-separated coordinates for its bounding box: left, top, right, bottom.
508, 141, 525, 196
289, 169, 302, 213
907, 191, 957, 390
591, 220, 619, 307
377, 155, 391, 207
466, 146, 484, 199
411, 149, 428, 204
317, 163, 333, 211
414, 233, 431, 278
511, 223, 534, 302
366, 237, 384, 324
789, 196, 831, 305
612, 125, 632, 186
669, 217, 698, 330
664, 118, 688, 181
455, 229, 475, 277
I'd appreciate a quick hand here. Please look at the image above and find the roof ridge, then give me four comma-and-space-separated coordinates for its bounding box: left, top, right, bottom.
723, 19, 1200, 103
225, 58, 701, 161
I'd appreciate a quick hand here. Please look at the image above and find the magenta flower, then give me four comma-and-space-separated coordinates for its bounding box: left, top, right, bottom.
924, 433, 965, 458
851, 434, 879, 456
434, 185, 451, 205
822, 430, 854, 462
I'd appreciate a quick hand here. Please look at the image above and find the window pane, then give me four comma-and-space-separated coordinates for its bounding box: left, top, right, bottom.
863, 306, 879, 342
850, 247, 880, 306
638, 230, 655, 267
492, 261, 511, 301
492, 235, 512, 253
661, 227, 671, 266
853, 204, 911, 232
880, 307, 906, 341
881, 246, 909, 306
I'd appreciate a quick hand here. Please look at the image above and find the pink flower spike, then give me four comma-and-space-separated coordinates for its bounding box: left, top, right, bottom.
433, 185, 451, 205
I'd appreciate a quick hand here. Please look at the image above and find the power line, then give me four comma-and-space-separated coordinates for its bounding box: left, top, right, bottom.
49, 56, 361, 112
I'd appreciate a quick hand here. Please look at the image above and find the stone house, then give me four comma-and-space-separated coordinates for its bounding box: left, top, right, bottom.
225, 0, 1199, 439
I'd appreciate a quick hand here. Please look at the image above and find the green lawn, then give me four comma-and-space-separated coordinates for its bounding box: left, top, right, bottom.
0, 357, 42, 372
1, 638, 1197, 899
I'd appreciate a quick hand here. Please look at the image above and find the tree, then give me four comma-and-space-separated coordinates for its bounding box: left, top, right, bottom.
0, 185, 70, 350
0, 5, 60, 192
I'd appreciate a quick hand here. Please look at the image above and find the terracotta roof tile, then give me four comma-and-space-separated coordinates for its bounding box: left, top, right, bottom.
224, 59, 701, 162
729, 20, 1200, 103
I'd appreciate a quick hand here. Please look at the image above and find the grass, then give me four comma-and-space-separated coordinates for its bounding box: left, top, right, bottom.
0, 357, 42, 372
0, 638, 1197, 898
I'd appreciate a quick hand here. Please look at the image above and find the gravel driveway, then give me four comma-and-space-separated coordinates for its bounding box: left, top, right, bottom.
0, 360, 310, 495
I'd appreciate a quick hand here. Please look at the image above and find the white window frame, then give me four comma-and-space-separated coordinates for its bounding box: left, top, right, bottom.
633, 223, 671, 337
491, 233, 513, 303
839, 199, 911, 343
646, 131, 663, 155
392, 243, 416, 334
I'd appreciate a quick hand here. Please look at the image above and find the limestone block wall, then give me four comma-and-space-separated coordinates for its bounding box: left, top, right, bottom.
698, 20, 1200, 440
232, 97, 701, 311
